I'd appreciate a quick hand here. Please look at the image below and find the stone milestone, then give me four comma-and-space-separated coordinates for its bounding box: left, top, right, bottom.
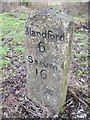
24, 7, 74, 115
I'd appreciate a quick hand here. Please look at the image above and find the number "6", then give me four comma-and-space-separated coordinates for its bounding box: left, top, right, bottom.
40, 69, 47, 79
36, 69, 47, 79
38, 42, 45, 52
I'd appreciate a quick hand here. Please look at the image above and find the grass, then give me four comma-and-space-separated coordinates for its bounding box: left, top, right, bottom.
0, 12, 26, 69
0, 60, 10, 68
76, 32, 88, 39
75, 53, 90, 58
0, 12, 26, 41
75, 70, 83, 77
73, 16, 88, 22
80, 61, 89, 65
0, 46, 10, 57
79, 42, 88, 47
15, 46, 25, 53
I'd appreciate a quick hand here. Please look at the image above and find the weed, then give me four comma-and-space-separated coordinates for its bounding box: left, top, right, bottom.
15, 47, 25, 53
76, 33, 88, 39
79, 42, 88, 47
59, 106, 65, 114
73, 16, 88, 22
0, 46, 10, 57
75, 70, 83, 77
80, 61, 90, 65
75, 53, 90, 58
1, 12, 26, 43
0, 60, 10, 68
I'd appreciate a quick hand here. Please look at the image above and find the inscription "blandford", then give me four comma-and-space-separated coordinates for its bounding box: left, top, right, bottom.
25, 27, 64, 42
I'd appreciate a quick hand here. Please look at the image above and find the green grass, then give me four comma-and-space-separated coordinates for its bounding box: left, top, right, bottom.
15, 46, 25, 53
73, 16, 88, 22
76, 32, 88, 39
0, 12, 26, 41
75, 70, 83, 77
0, 12, 26, 69
59, 106, 65, 114
0, 60, 10, 68
80, 61, 90, 65
0, 46, 10, 57
79, 42, 88, 47
75, 53, 90, 58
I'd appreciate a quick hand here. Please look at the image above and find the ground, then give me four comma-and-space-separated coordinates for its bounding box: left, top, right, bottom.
0, 6, 89, 120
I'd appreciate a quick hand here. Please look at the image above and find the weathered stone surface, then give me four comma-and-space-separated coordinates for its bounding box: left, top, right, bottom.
24, 7, 74, 115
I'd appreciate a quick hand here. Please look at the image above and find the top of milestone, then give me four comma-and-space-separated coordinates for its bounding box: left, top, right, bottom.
27, 6, 73, 26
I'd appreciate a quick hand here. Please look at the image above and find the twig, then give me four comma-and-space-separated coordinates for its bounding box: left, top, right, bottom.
68, 88, 88, 107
